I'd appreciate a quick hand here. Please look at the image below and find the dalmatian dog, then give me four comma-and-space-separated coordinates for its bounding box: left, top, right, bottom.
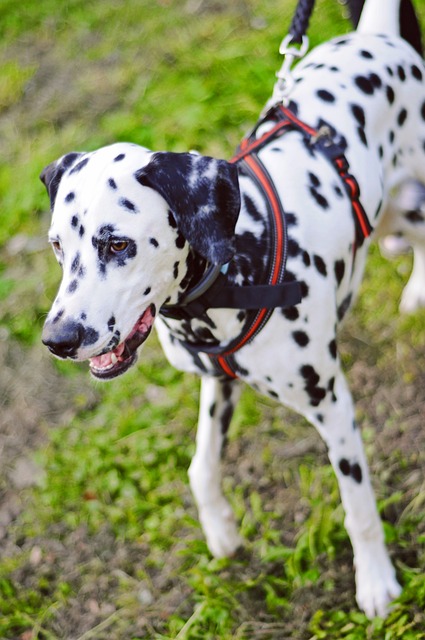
41, 0, 425, 619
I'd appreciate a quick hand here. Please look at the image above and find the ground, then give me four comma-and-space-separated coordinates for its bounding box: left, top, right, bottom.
0, 1, 424, 638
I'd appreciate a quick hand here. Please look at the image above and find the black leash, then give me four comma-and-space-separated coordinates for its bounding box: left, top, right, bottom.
289, 0, 316, 44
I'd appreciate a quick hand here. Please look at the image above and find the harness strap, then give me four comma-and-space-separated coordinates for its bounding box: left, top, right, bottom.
163, 105, 373, 379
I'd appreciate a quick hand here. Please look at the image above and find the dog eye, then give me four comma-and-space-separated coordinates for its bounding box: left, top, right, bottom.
109, 240, 129, 254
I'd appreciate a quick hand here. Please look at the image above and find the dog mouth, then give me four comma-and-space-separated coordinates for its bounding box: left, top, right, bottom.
89, 305, 155, 380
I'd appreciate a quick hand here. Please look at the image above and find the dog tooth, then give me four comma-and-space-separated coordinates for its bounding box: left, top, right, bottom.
111, 353, 118, 365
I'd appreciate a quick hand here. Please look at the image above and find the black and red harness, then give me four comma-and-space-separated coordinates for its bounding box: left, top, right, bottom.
161, 105, 373, 379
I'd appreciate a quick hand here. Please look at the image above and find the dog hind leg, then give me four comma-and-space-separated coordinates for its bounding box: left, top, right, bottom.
188, 376, 243, 558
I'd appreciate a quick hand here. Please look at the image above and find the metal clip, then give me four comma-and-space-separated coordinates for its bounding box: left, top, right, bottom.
268, 34, 309, 108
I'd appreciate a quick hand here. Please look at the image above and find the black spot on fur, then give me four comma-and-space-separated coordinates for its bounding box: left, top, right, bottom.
397, 108, 408, 127
337, 293, 352, 321
329, 339, 337, 359
350, 104, 366, 127
339, 458, 362, 484
354, 75, 374, 94
308, 172, 320, 187
52, 309, 64, 324
79, 225, 85, 237
282, 306, 299, 321
209, 402, 216, 418
411, 64, 423, 81
369, 73, 382, 89
285, 212, 297, 226
70, 157, 89, 174
389, 130, 395, 144
108, 178, 117, 190
360, 49, 373, 59
293, 330, 309, 347
221, 404, 234, 435
287, 239, 301, 257
334, 259, 345, 286
82, 327, 99, 346
71, 215, 79, 228
143, 287, 151, 296
114, 153, 125, 162
65, 192, 75, 203
268, 389, 279, 399
313, 255, 327, 276
300, 364, 327, 407
397, 65, 406, 82
70, 252, 80, 274
302, 251, 311, 267
67, 279, 78, 294
119, 197, 138, 213
317, 89, 335, 102
149, 237, 159, 248
386, 85, 395, 104
173, 261, 179, 279
168, 210, 178, 228
175, 232, 185, 249
107, 316, 116, 331
309, 187, 329, 210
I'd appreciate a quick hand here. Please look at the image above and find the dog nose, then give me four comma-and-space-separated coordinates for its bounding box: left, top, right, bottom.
42, 319, 83, 358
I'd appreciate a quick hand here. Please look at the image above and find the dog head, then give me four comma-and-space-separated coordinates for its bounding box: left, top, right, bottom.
40, 143, 240, 379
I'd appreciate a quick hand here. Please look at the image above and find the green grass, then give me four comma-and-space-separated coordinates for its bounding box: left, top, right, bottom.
1, 0, 425, 638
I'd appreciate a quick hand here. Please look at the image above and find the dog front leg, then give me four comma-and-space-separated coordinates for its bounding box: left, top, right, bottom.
188, 376, 243, 558
310, 372, 401, 618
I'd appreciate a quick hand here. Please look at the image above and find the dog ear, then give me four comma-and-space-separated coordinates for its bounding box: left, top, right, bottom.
135, 152, 240, 264
40, 152, 84, 209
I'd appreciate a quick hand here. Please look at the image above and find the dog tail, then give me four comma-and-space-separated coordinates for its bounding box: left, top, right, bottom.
346, 0, 423, 55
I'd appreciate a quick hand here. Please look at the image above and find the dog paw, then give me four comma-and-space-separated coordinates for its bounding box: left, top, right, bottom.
355, 549, 401, 618
198, 500, 243, 559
